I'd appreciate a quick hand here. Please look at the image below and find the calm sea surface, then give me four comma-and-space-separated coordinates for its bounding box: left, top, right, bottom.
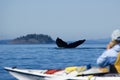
0, 41, 107, 80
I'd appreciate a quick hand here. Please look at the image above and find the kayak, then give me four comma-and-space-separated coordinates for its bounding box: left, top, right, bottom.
4, 66, 120, 80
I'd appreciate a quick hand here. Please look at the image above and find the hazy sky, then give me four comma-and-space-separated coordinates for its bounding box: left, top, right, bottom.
0, 0, 120, 40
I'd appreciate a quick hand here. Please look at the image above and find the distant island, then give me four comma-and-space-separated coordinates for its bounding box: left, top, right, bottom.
0, 35, 110, 44
10, 34, 55, 44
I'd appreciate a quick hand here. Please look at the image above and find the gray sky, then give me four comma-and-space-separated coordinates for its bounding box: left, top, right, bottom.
0, 0, 120, 40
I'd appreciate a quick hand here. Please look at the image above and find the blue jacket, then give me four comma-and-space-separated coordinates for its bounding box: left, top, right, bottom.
97, 44, 120, 67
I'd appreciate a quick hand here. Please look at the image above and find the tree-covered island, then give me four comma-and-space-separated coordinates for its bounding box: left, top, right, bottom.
10, 34, 55, 44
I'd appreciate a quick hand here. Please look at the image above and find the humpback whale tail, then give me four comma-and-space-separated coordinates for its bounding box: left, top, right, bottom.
56, 37, 85, 48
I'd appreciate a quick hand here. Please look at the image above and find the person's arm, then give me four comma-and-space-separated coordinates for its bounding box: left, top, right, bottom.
97, 50, 110, 67
97, 55, 108, 67
106, 40, 117, 50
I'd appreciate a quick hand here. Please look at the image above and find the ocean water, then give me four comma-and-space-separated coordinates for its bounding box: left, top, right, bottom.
0, 42, 107, 80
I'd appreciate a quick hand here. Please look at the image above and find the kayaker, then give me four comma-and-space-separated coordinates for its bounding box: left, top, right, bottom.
97, 29, 120, 68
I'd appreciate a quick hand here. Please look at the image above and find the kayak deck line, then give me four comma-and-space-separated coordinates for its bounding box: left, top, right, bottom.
4, 67, 120, 80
